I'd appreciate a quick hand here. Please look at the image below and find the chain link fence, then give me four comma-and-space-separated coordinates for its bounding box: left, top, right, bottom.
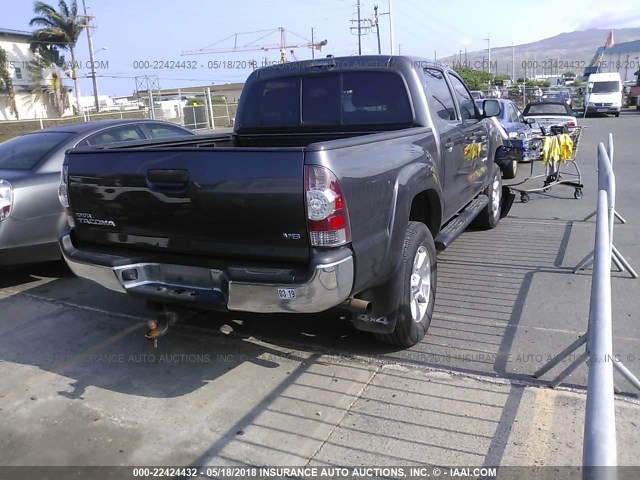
0, 108, 151, 143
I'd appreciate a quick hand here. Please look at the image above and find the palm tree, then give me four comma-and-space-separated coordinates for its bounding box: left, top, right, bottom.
29, 0, 85, 115
27, 55, 69, 116
0, 46, 18, 119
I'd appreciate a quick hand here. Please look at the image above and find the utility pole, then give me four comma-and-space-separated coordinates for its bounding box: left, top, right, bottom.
374, 5, 381, 54
512, 41, 515, 81
311, 28, 315, 59
357, 0, 362, 55
484, 32, 491, 74
82, 0, 100, 113
350, 0, 370, 55
388, 0, 394, 54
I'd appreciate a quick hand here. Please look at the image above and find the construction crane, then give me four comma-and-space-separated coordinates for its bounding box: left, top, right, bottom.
181, 27, 327, 63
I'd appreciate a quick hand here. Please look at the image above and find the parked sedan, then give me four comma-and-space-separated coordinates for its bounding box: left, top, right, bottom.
0, 119, 195, 266
475, 98, 539, 178
522, 101, 578, 133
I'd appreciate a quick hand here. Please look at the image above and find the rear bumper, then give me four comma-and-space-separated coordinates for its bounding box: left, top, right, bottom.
60, 233, 354, 314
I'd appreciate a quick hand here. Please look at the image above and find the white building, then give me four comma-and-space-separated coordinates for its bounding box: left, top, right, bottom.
0, 28, 72, 120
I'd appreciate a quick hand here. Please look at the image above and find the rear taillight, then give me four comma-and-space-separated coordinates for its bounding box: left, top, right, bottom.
0, 179, 12, 222
58, 165, 75, 228
304, 165, 351, 247
58, 165, 69, 208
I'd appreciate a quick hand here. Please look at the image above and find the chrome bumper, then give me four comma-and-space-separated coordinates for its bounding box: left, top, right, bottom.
60, 234, 354, 314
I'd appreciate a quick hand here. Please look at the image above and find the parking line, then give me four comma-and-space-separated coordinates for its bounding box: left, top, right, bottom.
525, 387, 558, 464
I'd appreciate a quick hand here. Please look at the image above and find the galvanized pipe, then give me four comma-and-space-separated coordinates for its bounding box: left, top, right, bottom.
582, 145, 617, 477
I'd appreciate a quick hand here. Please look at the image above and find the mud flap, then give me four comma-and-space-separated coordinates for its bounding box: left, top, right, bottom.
351, 312, 397, 334
501, 186, 515, 218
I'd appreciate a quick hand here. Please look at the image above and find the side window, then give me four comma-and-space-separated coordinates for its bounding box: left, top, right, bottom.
508, 104, 520, 123
146, 124, 193, 139
85, 126, 145, 146
423, 68, 457, 121
514, 105, 525, 123
448, 74, 477, 121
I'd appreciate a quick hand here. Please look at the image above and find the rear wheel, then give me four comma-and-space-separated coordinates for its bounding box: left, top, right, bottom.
472, 167, 502, 230
375, 222, 436, 348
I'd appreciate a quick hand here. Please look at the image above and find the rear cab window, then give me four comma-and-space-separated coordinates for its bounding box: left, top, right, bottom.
240, 71, 414, 130
0, 132, 74, 170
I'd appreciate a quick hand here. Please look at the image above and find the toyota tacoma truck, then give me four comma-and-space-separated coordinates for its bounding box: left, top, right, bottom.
58, 56, 512, 347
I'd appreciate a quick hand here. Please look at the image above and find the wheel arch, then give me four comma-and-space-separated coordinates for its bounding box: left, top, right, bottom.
409, 189, 442, 239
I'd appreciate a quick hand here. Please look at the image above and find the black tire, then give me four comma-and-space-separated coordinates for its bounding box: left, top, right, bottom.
502, 159, 518, 180
375, 222, 436, 348
615, 112, 620, 117
471, 166, 503, 230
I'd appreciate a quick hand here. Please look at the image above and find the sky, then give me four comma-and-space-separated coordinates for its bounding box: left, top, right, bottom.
3, 0, 640, 96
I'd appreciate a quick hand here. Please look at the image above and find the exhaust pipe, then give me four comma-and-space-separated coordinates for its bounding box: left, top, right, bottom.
340, 297, 372, 315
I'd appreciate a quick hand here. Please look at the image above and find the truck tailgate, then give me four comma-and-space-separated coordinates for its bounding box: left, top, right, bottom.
66, 148, 310, 262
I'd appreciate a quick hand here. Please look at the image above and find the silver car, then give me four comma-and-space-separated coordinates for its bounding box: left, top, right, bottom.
0, 119, 195, 266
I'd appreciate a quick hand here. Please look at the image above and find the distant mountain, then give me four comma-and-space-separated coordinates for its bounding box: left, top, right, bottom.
438, 28, 640, 80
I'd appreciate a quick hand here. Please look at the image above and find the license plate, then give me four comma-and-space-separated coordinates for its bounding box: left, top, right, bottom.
277, 288, 296, 299
597, 108, 608, 112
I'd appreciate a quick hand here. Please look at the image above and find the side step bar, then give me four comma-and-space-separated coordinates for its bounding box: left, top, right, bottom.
435, 194, 489, 251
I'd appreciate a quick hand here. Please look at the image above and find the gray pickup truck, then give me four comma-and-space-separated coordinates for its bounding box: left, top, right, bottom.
59, 55, 511, 347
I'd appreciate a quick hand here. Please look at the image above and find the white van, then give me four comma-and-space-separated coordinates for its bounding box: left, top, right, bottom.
584, 72, 623, 116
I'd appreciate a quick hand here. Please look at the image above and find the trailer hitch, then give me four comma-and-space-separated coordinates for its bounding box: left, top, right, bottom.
145, 309, 179, 348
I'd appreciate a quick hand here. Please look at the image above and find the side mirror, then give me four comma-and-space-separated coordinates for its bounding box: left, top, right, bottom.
525, 117, 536, 125
483, 99, 501, 118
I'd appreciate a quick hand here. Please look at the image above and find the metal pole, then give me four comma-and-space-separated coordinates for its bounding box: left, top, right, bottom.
148, 81, 154, 120
512, 42, 515, 81
206, 87, 215, 129
82, 0, 100, 113
357, 0, 362, 55
388, 0, 394, 54
311, 28, 315, 59
485, 33, 491, 73
582, 189, 617, 473
374, 6, 381, 55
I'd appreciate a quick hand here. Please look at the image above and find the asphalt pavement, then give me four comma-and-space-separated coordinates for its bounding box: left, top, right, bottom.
1, 111, 639, 477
